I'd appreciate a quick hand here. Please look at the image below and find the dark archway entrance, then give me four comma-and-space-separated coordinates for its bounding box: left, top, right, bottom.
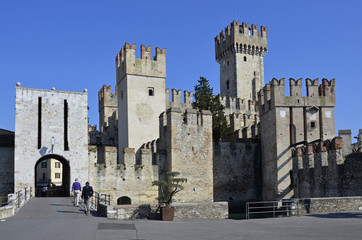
34, 154, 71, 197
117, 196, 132, 205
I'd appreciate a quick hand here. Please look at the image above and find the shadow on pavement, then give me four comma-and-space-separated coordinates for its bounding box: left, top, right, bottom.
50, 204, 72, 207
305, 212, 362, 219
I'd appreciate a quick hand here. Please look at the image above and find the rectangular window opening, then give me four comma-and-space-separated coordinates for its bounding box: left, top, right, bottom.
41, 162, 47, 168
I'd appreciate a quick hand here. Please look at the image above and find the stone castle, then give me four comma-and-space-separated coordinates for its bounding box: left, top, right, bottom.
1, 20, 362, 212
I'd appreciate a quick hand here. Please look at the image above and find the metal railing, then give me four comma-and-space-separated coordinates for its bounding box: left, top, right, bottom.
1, 187, 33, 209
0, 195, 8, 207
91, 192, 111, 210
246, 199, 300, 220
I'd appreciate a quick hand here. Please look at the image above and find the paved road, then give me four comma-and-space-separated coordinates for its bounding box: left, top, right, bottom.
1, 197, 362, 240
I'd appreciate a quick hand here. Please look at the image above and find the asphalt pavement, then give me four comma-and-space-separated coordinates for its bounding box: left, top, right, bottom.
1, 197, 362, 240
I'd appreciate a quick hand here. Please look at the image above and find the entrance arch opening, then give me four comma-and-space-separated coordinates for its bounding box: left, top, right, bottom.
117, 196, 132, 205
34, 154, 71, 197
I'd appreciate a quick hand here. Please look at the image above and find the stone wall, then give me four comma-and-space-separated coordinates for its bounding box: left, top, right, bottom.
0, 146, 14, 195
0, 130, 14, 195
296, 197, 362, 215
159, 108, 214, 203
105, 202, 228, 220
213, 139, 262, 207
88, 145, 159, 205
14, 85, 88, 191
292, 140, 362, 198
259, 78, 336, 201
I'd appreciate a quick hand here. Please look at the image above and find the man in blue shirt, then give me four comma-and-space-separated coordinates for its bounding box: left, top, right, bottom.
71, 178, 81, 206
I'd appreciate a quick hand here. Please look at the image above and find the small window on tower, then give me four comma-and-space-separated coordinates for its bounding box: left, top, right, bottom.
148, 87, 154, 96
227, 61, 229, 66
311, 121, 316, 128
226, 80, 230, 90
120, 90, 123, 100
244, 56, 247, 62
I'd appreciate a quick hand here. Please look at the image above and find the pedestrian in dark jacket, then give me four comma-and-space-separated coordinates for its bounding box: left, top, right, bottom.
81, 182, 93, 215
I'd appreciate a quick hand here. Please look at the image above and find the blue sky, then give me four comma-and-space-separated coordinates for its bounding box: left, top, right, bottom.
1, 0, 361, 140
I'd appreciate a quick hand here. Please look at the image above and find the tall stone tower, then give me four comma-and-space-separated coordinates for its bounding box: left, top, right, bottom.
215, 21, 267, 101
258, 78, 336, 200
98, 85, 118, 132
116, 43, 166, 162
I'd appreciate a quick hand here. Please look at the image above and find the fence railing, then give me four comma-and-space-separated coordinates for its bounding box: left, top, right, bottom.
246, 199, 300, 220
0, 195, 8, 207
1, 187, 33, 209
91, 192, 111, 210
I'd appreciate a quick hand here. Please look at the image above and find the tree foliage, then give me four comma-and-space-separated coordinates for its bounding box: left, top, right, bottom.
192, 77, 228, 142
152, 172, 187, 207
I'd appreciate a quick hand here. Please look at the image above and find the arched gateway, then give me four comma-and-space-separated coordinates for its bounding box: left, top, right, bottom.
14, 85, 89, 194
34, 154, 71, 197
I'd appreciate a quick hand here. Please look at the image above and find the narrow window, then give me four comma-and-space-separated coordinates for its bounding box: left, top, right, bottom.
244, 56, 247, 62
311, 121, 316, 128
42, 173, 46, 181
38, 97, 42, 149
55, 162, 60, 168
64, 100, 69, 150
148, 87, 154, 96
41, 161, 47, 168
55, 173, 61, 179
227, 61, 229, 66
252, 79, 256, 100
120, 90, 123, 100
226, 80, 230, 90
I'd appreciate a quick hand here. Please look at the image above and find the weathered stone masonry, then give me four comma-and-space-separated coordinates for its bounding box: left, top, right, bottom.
14, 85, 88, 192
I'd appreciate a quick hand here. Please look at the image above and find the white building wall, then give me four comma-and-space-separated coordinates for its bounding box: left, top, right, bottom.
14, 85, 88, 191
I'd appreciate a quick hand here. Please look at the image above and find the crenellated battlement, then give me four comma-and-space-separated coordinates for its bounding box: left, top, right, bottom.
116, 42, 166, 82
215, 20, 268, 62
98, 85, 118, 112
228, 112, 259, 133
258, 78, 336, 115
219, 96, 258, 115
165, 107, 212, 126
291, 137, 343, 158
288, 136, 362, 199
89, 145, 159, 205
165, 88, 193, 110
338, 129, 362, 157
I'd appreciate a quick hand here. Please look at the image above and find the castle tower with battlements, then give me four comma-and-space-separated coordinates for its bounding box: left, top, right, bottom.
215, 20, 267, 101
116, 43, 166, 162
98, 85, 118, 133
258, 78, 336, 200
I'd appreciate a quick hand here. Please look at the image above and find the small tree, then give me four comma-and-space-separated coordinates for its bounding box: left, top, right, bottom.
152, 172, 187, 207
193, 76, 228, 143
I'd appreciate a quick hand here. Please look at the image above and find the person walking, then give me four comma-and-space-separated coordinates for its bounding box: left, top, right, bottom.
81, 182, 93, 215
71, 178, 82, 206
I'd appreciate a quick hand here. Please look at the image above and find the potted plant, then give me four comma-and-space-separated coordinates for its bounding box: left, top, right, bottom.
152, 171, 187, 221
